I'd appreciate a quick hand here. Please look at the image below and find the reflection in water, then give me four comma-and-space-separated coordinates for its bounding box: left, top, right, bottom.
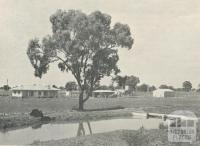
77, 121, 92, 136
0, 117, 164, 145
88, 121, 92, 134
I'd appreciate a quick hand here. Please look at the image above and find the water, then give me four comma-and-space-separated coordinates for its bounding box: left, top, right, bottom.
0, 117, 164, 145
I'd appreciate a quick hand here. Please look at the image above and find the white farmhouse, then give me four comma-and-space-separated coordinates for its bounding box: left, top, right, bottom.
11, 85, 60, 98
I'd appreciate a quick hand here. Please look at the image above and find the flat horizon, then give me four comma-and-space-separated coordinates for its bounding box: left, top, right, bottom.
0, 0, 200, 88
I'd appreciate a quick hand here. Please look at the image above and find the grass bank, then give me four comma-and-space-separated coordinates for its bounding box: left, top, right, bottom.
32, 128, 200, 146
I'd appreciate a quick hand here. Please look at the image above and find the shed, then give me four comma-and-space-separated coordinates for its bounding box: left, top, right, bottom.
153, 89, 175, 98
93, 90, 115, 98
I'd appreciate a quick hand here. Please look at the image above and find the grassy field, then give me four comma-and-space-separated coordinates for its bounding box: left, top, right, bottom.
1, 96, 200, 116
1, 96, 200, 145
33, 128, 200, 146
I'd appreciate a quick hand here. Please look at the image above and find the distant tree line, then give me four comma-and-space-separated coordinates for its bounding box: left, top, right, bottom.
0, 85, 11, 91
137, 84, 156, 92
159, 84, 175, 90
62, 79, 199, 93
158, 81, 193, 92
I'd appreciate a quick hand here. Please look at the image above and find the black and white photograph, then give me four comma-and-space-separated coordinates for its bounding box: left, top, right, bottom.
0, 0, 200, 145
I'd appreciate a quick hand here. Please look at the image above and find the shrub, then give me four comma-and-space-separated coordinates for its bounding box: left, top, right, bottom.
30, 109, 43, 117
41, 116, 51, 122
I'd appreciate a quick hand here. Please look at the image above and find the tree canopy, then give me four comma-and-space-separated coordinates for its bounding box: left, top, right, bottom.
137, 84, 149, 92
112, 75, 127, 89
112, 75, 139, 91
65, 81, 78, 91
0, 85, 11, 91
159, 84, 174, 90
125, 75, 140, 91
182, 81, 192, 92
27, 10, 133, 110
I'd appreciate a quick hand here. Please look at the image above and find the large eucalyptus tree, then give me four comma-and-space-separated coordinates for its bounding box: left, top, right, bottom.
27, 10, 133, 110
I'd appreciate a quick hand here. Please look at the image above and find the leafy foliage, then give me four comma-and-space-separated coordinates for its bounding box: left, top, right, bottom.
112, 75, 139, 90
159, 84, 174, 90
137, 84, 156, 92
125, 75, 140, 91
27, 10, 133, 109
112, 75, 127, 89
149, 85, 156, 92
65, 81, 77, 91
182, 81, 192, 92
0, 85, 11, 91
137, 84, 149, 92
30, 109, 43, 117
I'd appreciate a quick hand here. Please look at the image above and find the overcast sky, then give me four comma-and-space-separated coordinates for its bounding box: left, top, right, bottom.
0, 0, 200, 88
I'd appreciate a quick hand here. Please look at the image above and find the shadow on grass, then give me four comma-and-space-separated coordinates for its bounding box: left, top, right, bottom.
72, 106, 125, 111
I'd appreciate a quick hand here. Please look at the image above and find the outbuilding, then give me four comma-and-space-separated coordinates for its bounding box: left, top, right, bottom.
93, 90, 115, 98
153, 89, 175, 98
11, 85, 60, 98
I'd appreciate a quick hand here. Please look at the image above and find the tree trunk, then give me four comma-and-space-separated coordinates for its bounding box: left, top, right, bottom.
89, 86, 93, 97
79, 90, 84, 111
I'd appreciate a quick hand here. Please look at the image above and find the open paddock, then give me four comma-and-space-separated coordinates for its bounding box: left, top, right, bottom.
1, 96, 200, 116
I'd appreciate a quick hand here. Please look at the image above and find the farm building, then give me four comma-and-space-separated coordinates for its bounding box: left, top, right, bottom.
153, 89, 175, 98
11, 85, 60, 98
93, 90, 115, 98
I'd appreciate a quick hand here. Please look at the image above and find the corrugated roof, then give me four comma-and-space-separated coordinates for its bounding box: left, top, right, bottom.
93, 90, 115, 93
11, 85, 60, 91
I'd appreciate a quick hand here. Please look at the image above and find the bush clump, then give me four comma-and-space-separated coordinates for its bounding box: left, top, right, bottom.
30, 109, 43, 117
41, 116, 51, 122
